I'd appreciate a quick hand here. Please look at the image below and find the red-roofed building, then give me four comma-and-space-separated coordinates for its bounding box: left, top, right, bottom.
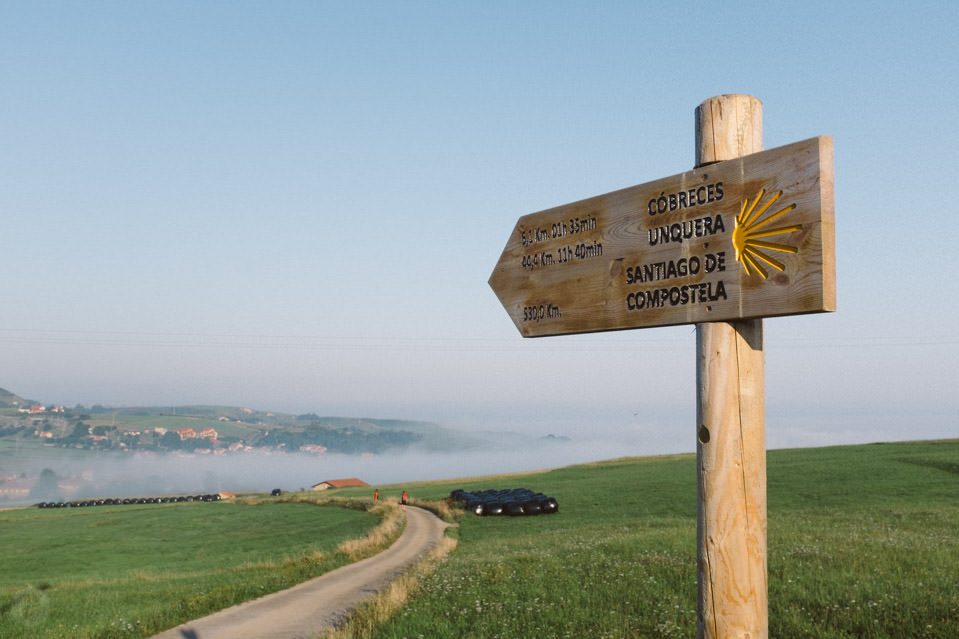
311, 478, 369, 491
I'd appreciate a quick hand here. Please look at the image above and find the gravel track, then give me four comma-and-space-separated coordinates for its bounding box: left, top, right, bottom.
150, 506, 450, 639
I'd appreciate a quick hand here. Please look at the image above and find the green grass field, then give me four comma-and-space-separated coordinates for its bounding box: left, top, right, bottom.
367, 440, 958, 638
1, 440, 957, 638
0, 498, 386, 638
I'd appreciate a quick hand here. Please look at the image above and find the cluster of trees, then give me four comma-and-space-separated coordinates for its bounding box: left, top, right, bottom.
255, 423, 421, 454
31, 417, 150, 451
6, 414, 188, 452
29, 468, 60, 500
0, 424, 26, 438
4, 409, 426, 456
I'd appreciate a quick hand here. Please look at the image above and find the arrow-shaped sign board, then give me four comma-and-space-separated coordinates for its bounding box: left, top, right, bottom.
489, 136, 835, 337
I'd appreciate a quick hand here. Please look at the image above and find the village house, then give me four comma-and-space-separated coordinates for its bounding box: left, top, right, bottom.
0, 478, 33, 500
299, 444, 328, 455
177, 427, 197, 440
311, 478, 369, 491
198, 427, 218, 441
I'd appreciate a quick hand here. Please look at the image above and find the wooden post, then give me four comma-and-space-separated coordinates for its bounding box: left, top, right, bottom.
695, 94, 768, 639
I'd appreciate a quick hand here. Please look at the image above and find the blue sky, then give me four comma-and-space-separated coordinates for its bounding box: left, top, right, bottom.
1, 1, 956, 456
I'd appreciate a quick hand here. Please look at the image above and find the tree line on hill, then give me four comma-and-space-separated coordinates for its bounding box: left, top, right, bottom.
1, 408, 424, 455
257, 423, 421, 454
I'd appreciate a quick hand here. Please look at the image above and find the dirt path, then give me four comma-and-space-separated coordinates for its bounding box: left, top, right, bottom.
150, 506, 450, 639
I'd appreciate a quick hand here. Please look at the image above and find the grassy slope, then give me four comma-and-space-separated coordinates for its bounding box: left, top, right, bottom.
0, 498, 385, 638
369, 440, 959, 639
0, 440, 956, 638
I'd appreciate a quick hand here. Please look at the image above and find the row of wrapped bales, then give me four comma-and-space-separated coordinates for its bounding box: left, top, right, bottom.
450, 487, 559, 516
36, 494, 222, 508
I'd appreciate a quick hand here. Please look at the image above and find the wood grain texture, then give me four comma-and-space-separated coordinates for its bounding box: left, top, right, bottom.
695, 94, 768, 639
696, 319, 767, 639
489, 134, 835, 338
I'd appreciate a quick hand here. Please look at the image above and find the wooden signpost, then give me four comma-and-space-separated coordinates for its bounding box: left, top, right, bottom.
488, 134, 834, 337
489, 95, 835, 639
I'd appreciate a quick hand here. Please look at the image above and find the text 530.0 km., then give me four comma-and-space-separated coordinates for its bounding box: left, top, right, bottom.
523, 303, 562, 323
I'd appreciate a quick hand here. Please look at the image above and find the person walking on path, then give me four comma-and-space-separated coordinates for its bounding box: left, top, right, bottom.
374, 489, 379, 502
401, 490, 408, 509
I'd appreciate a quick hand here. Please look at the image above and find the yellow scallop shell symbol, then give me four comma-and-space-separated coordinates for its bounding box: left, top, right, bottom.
733, 189, 802, 279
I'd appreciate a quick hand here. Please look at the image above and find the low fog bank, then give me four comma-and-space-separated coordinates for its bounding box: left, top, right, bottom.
17, 430, 681, 502
14, 405, 947, 505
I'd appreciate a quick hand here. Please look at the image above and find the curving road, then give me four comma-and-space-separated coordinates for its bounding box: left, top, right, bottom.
150, 506, 450, 639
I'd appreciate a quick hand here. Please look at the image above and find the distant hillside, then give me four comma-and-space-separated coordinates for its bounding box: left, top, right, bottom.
0, 387, 34, 409
0, 386, 549, 458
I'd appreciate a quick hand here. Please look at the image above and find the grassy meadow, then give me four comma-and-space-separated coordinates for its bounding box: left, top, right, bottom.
359, 440, 958, 638
1, 440, 956, 638
0, 496, 400, 638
